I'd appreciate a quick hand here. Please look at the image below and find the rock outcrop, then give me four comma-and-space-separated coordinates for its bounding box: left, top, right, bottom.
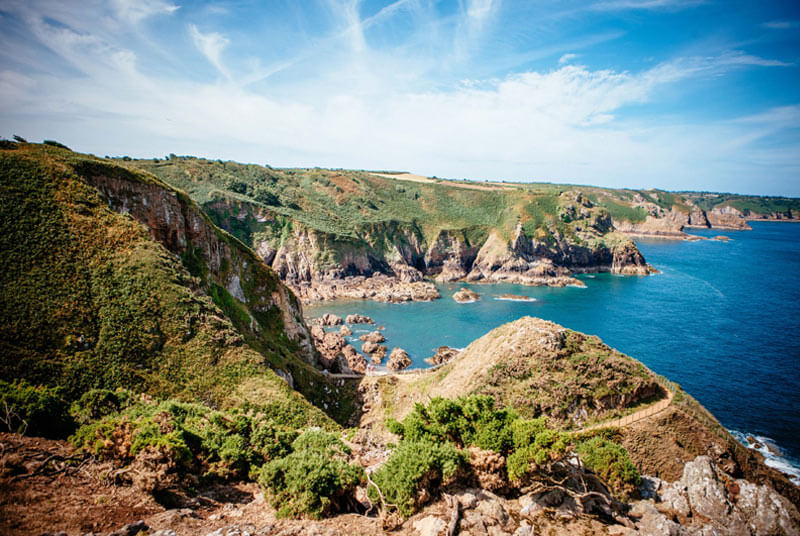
359, 331, 385, 344
632, 456, 800, 535
387, 347, 411, 371
426, 346, 460, 366
345, 314, 374, 324
453, 288, 480, 303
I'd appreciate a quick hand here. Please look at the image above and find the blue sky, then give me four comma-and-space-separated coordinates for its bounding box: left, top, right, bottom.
0, 0, 798, 195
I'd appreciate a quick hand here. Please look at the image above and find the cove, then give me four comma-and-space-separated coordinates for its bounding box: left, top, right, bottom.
306, 222, 800, 477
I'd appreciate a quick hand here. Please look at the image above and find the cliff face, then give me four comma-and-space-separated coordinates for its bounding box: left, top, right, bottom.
81, 165, 316, 364
199, 192, 653, 302
0, 144, 359, 425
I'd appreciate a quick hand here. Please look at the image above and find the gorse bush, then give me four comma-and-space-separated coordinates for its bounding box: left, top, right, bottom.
387, 395, 517, 454
576, 436, 641, 500
368, 439, 465, 516
70, 388, 134, 425
258, 430, 364, 519
385, 395, 639, 509
0, 379, 73, 437
71, 397, 298, 480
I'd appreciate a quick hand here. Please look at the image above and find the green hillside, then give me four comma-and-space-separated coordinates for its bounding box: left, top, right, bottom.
0, 143, 349, 428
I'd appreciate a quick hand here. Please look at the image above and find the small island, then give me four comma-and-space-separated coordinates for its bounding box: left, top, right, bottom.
453, 287, 480, 303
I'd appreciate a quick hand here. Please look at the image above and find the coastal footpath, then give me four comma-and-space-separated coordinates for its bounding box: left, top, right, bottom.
1, 142, 797, 535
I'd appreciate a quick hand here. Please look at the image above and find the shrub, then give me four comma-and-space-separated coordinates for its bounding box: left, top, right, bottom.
506, 420, 571, 481
369, 440, 466, 517
575, 436, 641, 499
43, 140, 70, 150
389, 395, 517, 454
258, 430, 363, 519
0, 380, 73, 437
71, 397, 298, 480
70, 388, 134, 424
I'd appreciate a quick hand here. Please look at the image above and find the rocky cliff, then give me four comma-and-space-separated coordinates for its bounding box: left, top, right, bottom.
0, 142, 356, 425
145, 179, 655, 303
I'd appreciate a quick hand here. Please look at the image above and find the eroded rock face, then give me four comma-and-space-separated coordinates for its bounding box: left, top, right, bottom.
639, 456, 800, 536
83, 171, 317, 365
707, 206, 751, 230
387, 347, 411, 371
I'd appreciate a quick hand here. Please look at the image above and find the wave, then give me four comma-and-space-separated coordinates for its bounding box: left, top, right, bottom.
730, 430, 800, 485
493, 296, 537, 302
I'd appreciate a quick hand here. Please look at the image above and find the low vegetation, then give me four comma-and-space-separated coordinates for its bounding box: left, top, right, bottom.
378, 395, 640, 516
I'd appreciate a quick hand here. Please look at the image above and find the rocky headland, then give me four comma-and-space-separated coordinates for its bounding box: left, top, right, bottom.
2, 142, 798, 536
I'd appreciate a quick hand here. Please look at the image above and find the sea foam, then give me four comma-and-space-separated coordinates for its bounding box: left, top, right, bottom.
731, 430, 800, 485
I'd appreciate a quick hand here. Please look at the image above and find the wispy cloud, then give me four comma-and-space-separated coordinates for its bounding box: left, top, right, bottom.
110, 0, 179, 24
559, 53, 579, 64
0, 0, 797, 195
188, 24, 230, 79
592, 0, 704, 11
762, 20, 799, 30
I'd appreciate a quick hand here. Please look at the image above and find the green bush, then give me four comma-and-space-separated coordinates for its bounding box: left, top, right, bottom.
575, 436, 641, 499
71, 397, 298, 480
70, 388, 134, 424
369, 440, 465, 516
258, 430, 363, 519
389, 395, 517, 454
0, 379, 73, 437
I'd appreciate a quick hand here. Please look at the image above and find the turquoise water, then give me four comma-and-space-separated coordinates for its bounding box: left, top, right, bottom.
306, 222, 800, 476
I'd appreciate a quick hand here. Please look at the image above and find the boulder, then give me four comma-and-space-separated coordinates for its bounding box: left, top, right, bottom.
319, 313, 342, 326
387, 347, 411, 371
346, 313, 374, 324
453, 287, 480, 303
340, 325, 352, 336
359, 331, 385, 344
425, 346, 459, 366
341, 344, 366, 374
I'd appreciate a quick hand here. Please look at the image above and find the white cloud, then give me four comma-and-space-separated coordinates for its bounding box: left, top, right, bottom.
0, 1, 797, 195
188, 24, 230, 79
559, 53, 579, 64
592, 0, 704, 10
762, 20, 798, 30
111, 0, 179, 24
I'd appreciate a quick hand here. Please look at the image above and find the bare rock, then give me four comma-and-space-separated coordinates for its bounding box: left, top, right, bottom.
426, 346, 459, 366
341, 344, 366, 374
359, 331, 386, 344
318, 313, 342, 326
387, 347, 411, 371
679, 456, 731, 523
345, 313, 374, 324
413, 515, 447, 536
453, 287, 480, 303
339, 325, 352, 336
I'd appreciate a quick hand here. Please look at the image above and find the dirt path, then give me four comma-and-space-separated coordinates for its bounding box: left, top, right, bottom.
580, 389, 674, 433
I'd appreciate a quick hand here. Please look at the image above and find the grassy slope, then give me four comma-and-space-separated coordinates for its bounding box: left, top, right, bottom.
126, 158, 611, 252
372, 317, 658, 430
0, 143, 339, 428
127, 158, 799, 249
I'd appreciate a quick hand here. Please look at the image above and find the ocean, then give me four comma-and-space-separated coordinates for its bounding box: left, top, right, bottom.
306, 222, 800, 481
